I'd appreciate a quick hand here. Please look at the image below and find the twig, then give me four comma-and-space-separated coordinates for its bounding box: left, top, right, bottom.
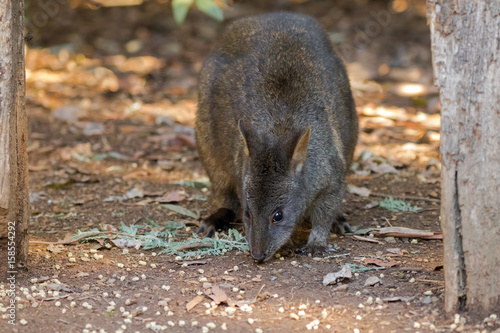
412, 208, 440, 213
416, 278, 444, 284
253, 284, 266, 303
371, 192, 440, 203
352, 235, 384, 244
325, 253, 350, 259
383, 217, 393, 227
29, 231, 144, 245
399, 266, 424, 272
177, 242, 214, 251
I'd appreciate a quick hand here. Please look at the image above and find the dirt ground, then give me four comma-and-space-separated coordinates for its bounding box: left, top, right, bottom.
1, 0, 499, 332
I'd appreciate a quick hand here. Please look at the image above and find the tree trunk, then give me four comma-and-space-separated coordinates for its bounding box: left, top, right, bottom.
428, 0, 500, 317
0, 0, 29, 266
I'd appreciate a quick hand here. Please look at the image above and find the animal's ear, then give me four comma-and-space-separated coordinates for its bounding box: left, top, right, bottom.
291, 125, 311, 172
238, 119, 250, 157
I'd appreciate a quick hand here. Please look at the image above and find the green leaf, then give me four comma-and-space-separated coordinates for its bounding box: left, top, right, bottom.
118, 221, 143, 236
195, 0, 224, 22
172, 0, 194, 25
379, 196, 422, 212
164, 221, 186, 231
145, 217, 161, 228
351, 228, 377, 235
162, 204, 198, 218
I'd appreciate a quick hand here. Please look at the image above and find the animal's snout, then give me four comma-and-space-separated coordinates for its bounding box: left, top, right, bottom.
251, 251, 267, 262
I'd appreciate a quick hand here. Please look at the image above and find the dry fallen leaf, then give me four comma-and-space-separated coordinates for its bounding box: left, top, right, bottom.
386, 248, 403, 255
364, 258, 399, 267
46, 244, 65, 253
347, 184, 371, 197
75, 272, 90, 278
323, 264, 352, 286
186, 295, 205, 312
383, 296, 415, 302
364, 276, 382, 287
206, 285, 228, 305
154, 190, 186, 203
46, 283, 72, 292
352, 235, 384, 244
374, 227, 442, 239
177, 260, 207, 266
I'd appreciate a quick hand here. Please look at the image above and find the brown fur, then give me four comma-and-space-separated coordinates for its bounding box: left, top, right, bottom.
195, 13, 358, 261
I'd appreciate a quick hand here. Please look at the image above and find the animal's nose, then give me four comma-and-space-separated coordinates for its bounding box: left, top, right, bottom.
251, 251, 266, 262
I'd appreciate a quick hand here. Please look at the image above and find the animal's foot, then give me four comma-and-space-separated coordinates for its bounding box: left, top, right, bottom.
331, 215, 353, 234
196, 208, 236, 237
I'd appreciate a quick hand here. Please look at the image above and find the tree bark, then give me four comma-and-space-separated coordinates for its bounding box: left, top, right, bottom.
0, 0, 29, 266
428, 0, 500, 317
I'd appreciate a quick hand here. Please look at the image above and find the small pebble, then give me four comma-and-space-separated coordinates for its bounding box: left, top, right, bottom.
225, 307, 236, 315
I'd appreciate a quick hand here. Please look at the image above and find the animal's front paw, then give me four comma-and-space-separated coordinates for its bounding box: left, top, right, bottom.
331, 215, 353, 234
196, 222, 217, 238
296, 243, 337, 257
196, 208, 236, 238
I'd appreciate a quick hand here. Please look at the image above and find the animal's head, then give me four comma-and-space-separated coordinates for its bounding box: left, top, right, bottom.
238, 120, 311, 262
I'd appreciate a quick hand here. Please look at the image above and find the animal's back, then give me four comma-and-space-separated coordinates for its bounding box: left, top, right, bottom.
197, 12, 357, 173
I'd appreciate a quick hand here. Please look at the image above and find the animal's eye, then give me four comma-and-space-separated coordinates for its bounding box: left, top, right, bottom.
272, 211, 283, 223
